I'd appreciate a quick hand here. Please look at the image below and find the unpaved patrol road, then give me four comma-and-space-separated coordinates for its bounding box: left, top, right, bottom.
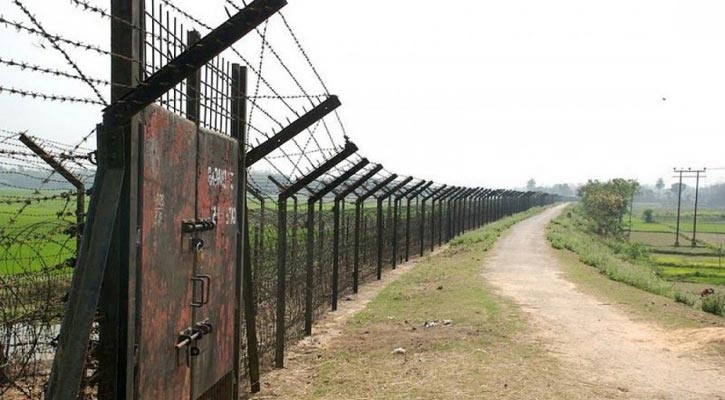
484, 205, 725, 399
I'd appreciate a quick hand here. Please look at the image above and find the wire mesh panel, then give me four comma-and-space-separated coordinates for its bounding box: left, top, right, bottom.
283, 205, 306, 345
248, 205, 277, 369
360, 206, 378, 282
339, 205, 355, 295
312, 203, 335, 314
409, 200, 423, 259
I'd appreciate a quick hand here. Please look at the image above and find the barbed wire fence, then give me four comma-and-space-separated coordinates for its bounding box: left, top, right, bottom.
0, 0, 559, 398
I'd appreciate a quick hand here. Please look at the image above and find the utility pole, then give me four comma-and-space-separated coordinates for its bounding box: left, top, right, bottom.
628, 189, 635, 241
673, 168, 706, 247
691, 168, 706, 247
673, 169, 684, 247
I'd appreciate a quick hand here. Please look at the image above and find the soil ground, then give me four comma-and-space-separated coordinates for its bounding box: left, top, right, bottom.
251, 206, 725, 399
486, 205, 725, 399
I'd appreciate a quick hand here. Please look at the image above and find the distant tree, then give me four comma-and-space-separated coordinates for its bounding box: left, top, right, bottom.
526, 179, 536, 190
670, 183, 688, 197
655, 178, 665, 191
551, 183, 574, 197
580, 179, 640, 236
642, 209, 655, 223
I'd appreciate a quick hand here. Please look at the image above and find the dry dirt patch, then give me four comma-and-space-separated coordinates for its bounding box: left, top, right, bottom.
251, 209, 590, 399
485, 205, 725, 399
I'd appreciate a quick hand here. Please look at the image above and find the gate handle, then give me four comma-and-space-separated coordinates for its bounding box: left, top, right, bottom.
190, 275, 211, 307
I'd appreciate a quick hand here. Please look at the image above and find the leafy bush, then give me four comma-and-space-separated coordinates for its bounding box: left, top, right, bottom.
549, 205, 725, 318
579, 179, 639, 236
702, 293, 725, 317
674, 290, 697, 307
642, 209, 655, 223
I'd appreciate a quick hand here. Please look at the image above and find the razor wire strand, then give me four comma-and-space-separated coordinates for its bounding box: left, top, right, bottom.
157, 0, 339, 180
12, 0, 107, 105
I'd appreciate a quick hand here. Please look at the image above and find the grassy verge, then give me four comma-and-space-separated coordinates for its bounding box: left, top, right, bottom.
547, 204, 725, 318
256, 207, 588, 400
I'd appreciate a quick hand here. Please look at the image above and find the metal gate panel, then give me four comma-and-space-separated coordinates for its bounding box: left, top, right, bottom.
137, 106, 197, 399
191, 130, 238, 398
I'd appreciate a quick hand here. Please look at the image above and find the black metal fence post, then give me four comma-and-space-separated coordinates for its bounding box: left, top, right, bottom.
392, 180, 425, 267
306, 159, 368, 312
333, 165, 382, 297
427, 185, 448, 252
375, 177, 412, 276
274, 196, 288, 368
421, 185, 446, 256
439, 187, 457, 245
18, 134, 87, 253
353, 175, 398, 281
231, 63, 261, 395
405, 181, 433, 261
273, 142, 357, 365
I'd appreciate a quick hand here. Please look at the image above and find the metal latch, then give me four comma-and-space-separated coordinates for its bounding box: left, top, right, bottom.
175, 319, 213, 367
181, 218, 216, 233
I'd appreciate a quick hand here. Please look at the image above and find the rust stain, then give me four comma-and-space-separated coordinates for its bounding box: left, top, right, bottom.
136, 106, 239, 399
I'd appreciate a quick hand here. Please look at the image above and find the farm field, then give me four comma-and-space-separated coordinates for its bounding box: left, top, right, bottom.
0, 189, 79, 275
627, 205, 725, 287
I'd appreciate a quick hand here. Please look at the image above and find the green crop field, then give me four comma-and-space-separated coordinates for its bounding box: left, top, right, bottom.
0, 189, 79, 275
625, 206, 725, 286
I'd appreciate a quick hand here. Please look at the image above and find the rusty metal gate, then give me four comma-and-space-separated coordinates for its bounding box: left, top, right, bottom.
136, 106, 238, 399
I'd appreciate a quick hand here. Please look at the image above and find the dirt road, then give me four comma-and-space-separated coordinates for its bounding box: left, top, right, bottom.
484, 205, 725, 399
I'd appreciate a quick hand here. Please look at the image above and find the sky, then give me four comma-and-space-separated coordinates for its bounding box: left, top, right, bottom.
2, 0, 725, 189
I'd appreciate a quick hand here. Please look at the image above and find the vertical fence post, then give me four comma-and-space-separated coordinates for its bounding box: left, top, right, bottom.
439, 188, 456, 246
376, 198, 384, 278
392, 197, 400, 267
419, 196, 427, 257
98, 0, 144, 397
304, 199, 315, 334
232, 64, 261, 394
353, 200, 363, 292
332, 199, 341, 309
304, 159, 369, 311
405, 197, 412, 261
375, 177, 411, 277
405, 181, 432, 261
333, 165, 381, 296
351, 175, 396, 281
186, 30, 201, 122
392, 180, 424, 268
428, 185, 447, 252
430, 196, 437, 252
445, 189, 454, 241
273, 145, 358, 341
275, 197, 288, 368
420, 185, 445, 256
18, 134, 86, 253
292, 195, 299, 274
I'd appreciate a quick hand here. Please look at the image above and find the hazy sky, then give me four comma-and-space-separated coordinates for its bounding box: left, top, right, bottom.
2, 0, 725, 189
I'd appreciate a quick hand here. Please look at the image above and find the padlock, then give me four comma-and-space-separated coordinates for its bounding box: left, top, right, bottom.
191, 238, 205, 263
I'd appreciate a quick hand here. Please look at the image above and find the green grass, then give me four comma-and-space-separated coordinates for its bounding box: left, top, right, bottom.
628, 206, 725, 236
0, 189, 79, 275
629, 220, 675, 233
258, 206, 586, 399
547, 205, 725, 317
